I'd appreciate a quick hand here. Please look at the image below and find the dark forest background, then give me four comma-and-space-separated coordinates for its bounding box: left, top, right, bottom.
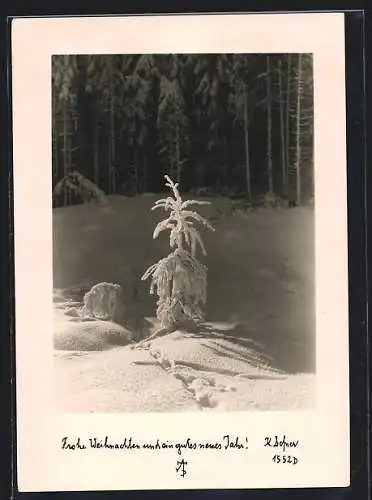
52, 53, 313, 207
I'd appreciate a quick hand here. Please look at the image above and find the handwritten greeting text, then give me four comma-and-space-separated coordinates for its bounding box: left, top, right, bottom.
61, 435, 250, 455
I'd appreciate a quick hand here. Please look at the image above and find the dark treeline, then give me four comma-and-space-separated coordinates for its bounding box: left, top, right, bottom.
52, 53, 313, 207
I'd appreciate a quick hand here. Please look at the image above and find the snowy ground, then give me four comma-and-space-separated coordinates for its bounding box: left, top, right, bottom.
53, 195, 315, 412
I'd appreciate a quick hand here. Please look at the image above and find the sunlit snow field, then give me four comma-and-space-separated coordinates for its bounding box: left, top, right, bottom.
53, 195, 315, 412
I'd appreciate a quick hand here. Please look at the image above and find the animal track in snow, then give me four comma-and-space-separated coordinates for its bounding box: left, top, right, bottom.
144, 341, 236, 410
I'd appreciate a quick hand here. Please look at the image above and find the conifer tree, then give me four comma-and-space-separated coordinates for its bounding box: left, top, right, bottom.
142, 176, 214, 331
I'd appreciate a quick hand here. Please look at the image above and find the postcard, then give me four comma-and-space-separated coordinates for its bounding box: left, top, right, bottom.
12, 12, 349, 491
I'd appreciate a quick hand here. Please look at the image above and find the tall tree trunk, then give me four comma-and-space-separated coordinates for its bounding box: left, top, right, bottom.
278, 59, 286, 198
285, 54, 292, 195
75, 55, 89, 181
93, 106, 99, 187
62, 55, 70, 206
295, 54, 303, 205
107, 139, 111, 194
243, 84, 251, 199
62, 98, 68, 207
176, 123, 181, 183
134, 148, 139, 193
143, 154, 147, 192
266, 55, 273, 193
53, 126, 59, 186
169, 142, 174, 179
67, 114, 73, 205
109, 57, 116, 194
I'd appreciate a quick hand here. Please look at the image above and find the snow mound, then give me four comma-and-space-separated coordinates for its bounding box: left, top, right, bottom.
54, 319, 133, 351
53, 295, 134, 351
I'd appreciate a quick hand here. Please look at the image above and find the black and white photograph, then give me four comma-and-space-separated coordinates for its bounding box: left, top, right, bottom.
13, 13, 350, 491
52, 52, 315, 413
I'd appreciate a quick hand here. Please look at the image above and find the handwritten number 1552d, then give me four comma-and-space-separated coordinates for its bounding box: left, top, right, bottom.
272, 454, 298, 465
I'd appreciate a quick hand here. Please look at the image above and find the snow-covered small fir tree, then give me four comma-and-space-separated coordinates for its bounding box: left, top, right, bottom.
142, 175, 214, 330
